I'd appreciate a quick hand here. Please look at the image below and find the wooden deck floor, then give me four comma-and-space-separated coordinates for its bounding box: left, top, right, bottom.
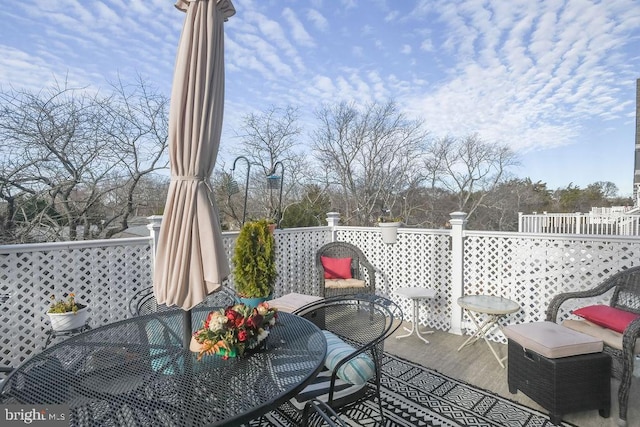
383, 323, 639, 427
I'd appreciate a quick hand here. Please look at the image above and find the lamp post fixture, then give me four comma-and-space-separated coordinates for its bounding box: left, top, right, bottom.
267, 161, 284, 228
231, 156, 251, 226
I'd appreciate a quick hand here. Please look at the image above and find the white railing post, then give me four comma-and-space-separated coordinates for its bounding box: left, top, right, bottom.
147, 215, 163, 280
574, 212, 581, 234
449, 211, 467, 335
326, 212, 341, 242
518, 212, 523, 232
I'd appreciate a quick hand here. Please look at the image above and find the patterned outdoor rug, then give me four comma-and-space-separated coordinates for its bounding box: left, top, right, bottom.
253, 352, 575, 427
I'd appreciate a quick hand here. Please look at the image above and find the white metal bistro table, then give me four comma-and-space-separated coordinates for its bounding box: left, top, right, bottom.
457, 294, 520, 368
395, 287, 436, 344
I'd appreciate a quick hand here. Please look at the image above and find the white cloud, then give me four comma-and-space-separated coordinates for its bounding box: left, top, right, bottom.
385, 10, 400, 22
401, 44, 412, 55
307, 9, 329, 32
393, 0, 640, 156
282, 7, 315, 47
420, 39, 434, 52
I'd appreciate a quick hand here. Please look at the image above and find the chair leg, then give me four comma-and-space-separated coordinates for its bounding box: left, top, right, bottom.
618, 357, 633, 425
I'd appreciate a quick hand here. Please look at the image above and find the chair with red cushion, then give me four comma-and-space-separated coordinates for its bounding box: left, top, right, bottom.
547, 266, 640, 425
315, 242, 376, 298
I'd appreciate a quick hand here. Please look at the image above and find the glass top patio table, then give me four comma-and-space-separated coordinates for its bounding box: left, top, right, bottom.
0, 308, 327, 426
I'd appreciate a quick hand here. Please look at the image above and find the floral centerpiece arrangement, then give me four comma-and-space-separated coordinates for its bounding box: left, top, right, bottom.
191, 302, 277, 360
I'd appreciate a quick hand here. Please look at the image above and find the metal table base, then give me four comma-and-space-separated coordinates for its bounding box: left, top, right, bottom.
395, 287, 436, 344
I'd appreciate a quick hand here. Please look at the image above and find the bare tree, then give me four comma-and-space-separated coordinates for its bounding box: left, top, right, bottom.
311, 100, 428, 225
424, 134, 519, 220
225, 105, 307, 227
0, 76, 169, 243
99, 75, 169, 237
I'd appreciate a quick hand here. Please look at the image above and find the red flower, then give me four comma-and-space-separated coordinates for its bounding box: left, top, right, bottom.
246, 314, 263, 329
203, 312, 214, 329
237, 330, 248, 342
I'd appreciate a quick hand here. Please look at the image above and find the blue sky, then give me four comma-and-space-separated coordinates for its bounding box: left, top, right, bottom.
1, 0, 639, 196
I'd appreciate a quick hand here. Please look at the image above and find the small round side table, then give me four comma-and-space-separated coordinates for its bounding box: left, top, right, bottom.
456, 294, 520, 368
395, 287, 436, 344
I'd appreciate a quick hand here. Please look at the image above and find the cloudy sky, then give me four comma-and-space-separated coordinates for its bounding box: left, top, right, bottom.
1, 0, 639, 196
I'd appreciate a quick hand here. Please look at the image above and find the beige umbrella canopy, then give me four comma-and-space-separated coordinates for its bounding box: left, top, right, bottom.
153, 0, 235, 314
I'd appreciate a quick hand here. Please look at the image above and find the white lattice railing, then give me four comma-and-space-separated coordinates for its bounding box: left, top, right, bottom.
3, 214, 640, 370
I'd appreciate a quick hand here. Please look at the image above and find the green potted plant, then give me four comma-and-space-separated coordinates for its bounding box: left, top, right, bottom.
232, 219, 277, 306
47, 293, 90, 331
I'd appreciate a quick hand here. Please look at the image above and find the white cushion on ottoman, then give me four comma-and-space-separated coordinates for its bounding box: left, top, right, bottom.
503, 321, 603, 359
269, 293, 322, 313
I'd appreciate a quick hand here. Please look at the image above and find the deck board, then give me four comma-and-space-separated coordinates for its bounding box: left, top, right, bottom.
385, 323, 638, 427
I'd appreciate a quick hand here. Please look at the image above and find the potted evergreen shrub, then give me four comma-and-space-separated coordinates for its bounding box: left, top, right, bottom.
232, 219, 277, 306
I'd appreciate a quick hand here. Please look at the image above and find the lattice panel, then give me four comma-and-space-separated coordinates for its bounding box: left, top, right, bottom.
3, 225, 640, 371
272, 228, 331, 297
0, 239, 153, 368
222, 228, 331, 298
336, 228, 452, 332
463, 232, 640, 343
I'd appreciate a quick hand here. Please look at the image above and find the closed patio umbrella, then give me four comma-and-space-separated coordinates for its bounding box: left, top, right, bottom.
153, 0, 235, 345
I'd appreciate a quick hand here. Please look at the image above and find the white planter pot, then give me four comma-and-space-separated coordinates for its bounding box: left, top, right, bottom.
379, 222, 401, 244
47, 306, 89, 332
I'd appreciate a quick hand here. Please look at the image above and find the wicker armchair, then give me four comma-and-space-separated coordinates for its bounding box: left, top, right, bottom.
546, 266, 640, 425
316, 242, 376, 297
129, 286, 236, 316
282, 294, 402, 422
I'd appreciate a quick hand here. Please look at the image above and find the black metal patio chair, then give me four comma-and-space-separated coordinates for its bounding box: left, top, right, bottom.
129, 285, 236, 316
280, 294, 402, 422
301, 399, 348, 427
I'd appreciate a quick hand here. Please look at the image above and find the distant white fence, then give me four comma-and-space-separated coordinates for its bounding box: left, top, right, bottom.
519, 211, 640, 236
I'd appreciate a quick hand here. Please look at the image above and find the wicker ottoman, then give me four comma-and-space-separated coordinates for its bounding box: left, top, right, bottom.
503, 322, 611, 425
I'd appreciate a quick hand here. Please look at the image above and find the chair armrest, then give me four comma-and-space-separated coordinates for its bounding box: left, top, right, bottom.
546, 282, 617, 322
623, 317, 640, 356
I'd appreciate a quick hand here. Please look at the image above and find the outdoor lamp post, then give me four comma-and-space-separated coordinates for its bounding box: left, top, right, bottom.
231, 156, 251, 226
267, 161, 284, 227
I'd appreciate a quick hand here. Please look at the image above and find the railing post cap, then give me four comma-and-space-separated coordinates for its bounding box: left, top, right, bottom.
326, 212, 341, 227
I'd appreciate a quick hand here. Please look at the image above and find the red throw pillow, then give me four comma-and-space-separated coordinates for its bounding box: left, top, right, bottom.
321, 256, 352, 279
572, 305, 640, 333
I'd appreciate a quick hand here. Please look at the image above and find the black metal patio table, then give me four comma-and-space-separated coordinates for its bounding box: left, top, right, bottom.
0, 309, 327, 426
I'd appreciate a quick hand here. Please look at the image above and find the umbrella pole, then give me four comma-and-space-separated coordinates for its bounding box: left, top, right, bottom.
183, 309, 192, 348
182, 308, 194, 426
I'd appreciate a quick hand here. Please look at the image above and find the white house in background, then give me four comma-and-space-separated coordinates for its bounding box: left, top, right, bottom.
518, 207, 640, 235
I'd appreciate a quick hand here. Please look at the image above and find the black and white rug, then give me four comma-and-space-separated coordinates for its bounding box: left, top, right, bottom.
254, 352, 575, 426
